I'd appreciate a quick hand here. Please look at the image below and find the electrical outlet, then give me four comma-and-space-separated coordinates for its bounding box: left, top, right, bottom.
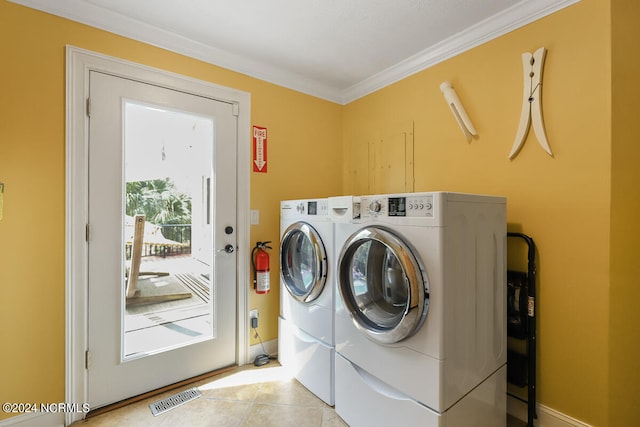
249, 309, 259, 329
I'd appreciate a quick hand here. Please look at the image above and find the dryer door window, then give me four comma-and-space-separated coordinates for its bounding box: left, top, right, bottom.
280, 222, 328, 303
338, 226, 429, 344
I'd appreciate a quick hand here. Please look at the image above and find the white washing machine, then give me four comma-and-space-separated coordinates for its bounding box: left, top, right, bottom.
333, 192, 507, 427
278, 198, 335, 405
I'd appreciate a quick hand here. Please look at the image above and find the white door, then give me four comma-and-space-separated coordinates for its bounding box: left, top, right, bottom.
87, 70, 237, 408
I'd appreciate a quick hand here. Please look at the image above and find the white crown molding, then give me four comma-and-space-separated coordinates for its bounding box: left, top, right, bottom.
341, 0, 581, 104
8, 0, 343, 102
9, 0, 580, 105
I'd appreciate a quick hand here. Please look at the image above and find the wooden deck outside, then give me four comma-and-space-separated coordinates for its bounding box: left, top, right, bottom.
123, 255, 213, 358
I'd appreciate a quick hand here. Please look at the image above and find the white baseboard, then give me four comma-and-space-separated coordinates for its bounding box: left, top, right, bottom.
508, 395, 592, 427
0, 411, 63, 427
247, 338, 278, 365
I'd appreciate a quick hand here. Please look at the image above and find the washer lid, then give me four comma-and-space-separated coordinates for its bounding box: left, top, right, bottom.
338, 226, 429, 344
280, 221, 328, 303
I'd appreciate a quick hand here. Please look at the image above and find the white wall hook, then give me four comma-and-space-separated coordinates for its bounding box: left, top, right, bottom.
509, 47, 553, 159
440, 81, 477, 143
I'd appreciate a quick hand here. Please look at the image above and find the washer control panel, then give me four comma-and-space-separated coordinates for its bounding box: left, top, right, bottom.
362, 194, 433, 218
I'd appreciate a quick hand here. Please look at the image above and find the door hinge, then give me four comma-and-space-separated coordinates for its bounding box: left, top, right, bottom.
85, 224, 90, 242
85, 350, 90, 370
86, 97, 91, 118
232, 102, 239, 117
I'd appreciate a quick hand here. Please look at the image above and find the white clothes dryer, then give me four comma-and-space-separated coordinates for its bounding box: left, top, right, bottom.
278, 198, 335, 405
333, 192, 507, 427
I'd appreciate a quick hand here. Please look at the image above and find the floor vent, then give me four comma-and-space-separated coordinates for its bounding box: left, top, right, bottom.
149, 387, 202, 416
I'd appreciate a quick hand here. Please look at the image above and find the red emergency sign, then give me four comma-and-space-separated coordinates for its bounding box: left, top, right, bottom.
253, 126, 267, 173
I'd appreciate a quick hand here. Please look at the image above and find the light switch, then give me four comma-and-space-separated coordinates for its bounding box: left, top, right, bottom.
250, 209, 259, 225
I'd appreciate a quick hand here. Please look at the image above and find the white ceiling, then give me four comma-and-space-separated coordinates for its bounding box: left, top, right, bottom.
12, 0, 579, 104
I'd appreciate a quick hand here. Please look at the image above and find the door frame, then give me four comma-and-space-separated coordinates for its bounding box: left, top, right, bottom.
65, 46, 251, 425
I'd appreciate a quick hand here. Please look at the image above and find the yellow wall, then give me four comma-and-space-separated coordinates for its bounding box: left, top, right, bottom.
342, 0, 612, 425
0, 1, 341, 421
2, 0, 638, 425
609, 0, 640, 425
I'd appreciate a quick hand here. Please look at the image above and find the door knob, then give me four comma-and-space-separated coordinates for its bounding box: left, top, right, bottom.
218, 244, 235, 254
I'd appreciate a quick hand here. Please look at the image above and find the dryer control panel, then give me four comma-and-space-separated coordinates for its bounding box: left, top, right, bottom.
362, 194, 433, 218
282, 199, 329, 218
302, 199, 328, 216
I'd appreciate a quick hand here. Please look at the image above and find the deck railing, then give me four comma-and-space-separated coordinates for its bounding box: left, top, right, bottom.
125, 224, 192, 259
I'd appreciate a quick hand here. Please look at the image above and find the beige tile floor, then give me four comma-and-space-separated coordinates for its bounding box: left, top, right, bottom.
72, 362, 347, 427
72, 362, 526, 426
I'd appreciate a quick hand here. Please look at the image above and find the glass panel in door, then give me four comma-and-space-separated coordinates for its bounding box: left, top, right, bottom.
123, 101, 214, 359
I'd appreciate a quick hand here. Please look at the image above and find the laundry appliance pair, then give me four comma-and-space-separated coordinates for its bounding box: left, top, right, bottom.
331, 192, 508, 427
278, 192, 507, 427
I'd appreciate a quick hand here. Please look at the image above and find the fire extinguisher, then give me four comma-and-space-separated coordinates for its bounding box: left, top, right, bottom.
251, 241, 272, 294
